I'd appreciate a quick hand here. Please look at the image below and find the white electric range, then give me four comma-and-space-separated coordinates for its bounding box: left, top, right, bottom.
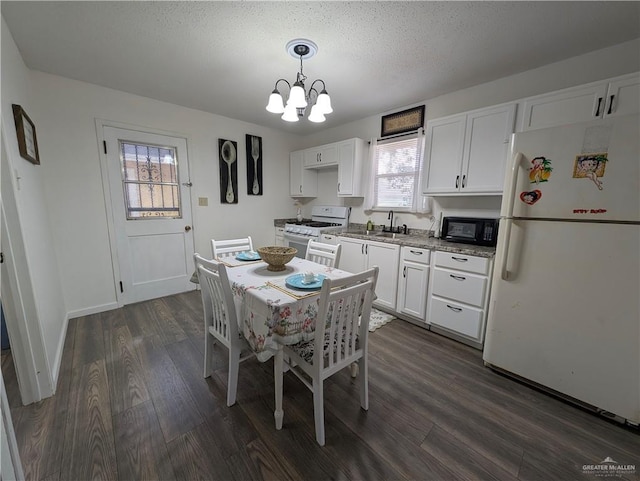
283, 205, 350, 257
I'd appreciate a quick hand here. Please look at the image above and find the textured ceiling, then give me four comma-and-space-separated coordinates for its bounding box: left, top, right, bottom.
2, 1, 639, 135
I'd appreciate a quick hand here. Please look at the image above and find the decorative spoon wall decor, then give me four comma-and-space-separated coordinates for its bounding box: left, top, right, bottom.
246, 134, 262, 195
218, 139, 238, 204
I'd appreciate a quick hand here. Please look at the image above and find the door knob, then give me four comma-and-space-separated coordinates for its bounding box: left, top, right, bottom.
184, 225, 192, 232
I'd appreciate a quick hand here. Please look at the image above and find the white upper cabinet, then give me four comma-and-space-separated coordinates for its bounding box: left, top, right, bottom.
603, 73, 640, 119
293, 137, 367, 198
422, 115, 467, 194
304, 144, 338, 168
423, 103, 516, 195
337, 138, 367, 197
519, 72, 639, 131
290, 150, 317, 197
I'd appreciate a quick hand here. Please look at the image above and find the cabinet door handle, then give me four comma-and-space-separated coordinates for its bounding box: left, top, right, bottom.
595, 97, 603, 117
451, 256, 468, 262
409, 250, 423, 255
361, 244, 364, 255
450, 274, 466, 281
299, 185, 302, 193
337, 182, 341, 192
462, 175, 466, 188
455, 175, 460, 188
366, 244, 368, 255
446, 304, 463, 312
403, 266, 407, 278
606, 94, 615, 115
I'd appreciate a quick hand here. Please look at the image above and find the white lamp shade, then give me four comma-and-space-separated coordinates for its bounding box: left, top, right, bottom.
281, 103, 299, 122
266, 91, 285, 113
316, 91, 333, 114
308, 104, 326, 123
288, 84, 308, 108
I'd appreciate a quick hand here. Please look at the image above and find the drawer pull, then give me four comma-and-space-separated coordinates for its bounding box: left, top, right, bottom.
446, 304, 462, 312
409, 250, 423, 255
450, 274, 466, 281
451, 256, 468, 262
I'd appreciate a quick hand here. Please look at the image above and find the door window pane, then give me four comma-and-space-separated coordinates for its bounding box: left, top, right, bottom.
120, 141, 181, 219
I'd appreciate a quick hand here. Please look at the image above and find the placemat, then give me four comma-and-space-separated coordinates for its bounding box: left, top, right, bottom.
216, 256, 264, 268
266, 281, 322, 300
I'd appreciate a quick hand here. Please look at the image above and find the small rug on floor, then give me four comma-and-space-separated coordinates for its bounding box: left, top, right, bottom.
369, 308, 395, 332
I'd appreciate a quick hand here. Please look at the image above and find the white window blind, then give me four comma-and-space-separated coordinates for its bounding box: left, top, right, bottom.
369, 132, 425, 211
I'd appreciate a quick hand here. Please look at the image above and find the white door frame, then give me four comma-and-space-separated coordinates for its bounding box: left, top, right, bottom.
1, 127, 26, 480
95, 119, 195, 307
0, 125, 49, 405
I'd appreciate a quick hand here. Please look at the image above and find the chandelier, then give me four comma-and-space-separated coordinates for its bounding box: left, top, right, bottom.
265, 39, 333, 123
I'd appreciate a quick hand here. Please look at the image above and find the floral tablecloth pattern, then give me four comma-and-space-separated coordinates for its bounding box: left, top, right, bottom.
226, 257, 352, 362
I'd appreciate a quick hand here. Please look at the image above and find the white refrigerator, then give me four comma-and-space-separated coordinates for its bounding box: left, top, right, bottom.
483, 114, 639, 425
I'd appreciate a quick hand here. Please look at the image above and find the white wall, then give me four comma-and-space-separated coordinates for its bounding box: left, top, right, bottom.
1, 17, 60, 397
299, 38, 640, 230
30, 72, 300, 318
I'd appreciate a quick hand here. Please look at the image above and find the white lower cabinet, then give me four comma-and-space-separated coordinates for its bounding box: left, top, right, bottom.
427, 251, 493, 347
338, 237, 399, 310
396, 247, 430, 322
275, 227, 284, 246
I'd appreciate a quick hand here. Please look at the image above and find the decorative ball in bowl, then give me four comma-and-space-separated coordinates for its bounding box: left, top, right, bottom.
257, 246, 297, 272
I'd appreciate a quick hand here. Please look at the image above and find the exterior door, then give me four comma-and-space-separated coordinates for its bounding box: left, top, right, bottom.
103, 126, 194, 305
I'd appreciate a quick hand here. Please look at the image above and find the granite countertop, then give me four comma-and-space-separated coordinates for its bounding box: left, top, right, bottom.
336, 229, 496, 258
273, 220, 495, 258
274, 218, 312, 227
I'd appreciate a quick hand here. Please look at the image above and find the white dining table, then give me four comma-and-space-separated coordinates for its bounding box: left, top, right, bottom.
219, 256, 353, 361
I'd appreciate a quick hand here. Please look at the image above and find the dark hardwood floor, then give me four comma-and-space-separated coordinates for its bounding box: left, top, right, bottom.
6, 291, 639, 481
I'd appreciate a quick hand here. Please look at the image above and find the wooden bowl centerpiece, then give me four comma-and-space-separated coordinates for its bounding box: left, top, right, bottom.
257, 246, 297, 271
258, 246, 298, 272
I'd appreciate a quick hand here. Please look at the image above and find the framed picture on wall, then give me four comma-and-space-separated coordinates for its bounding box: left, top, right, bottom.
246, 134, 262, 195
381, 105, 425, 138
219, 139, 238, 204
12, 104, 40, 165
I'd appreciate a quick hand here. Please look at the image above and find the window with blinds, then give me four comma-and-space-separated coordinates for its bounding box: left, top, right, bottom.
371, 134, 421, 210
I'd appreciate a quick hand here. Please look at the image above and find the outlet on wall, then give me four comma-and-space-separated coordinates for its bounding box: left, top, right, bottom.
198, 197, 208, 206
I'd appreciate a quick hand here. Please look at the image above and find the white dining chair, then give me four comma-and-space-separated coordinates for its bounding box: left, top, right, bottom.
211, 236, 254, 259
305, 239, 342, 268
273, 266, 379, 446
193, 253, 254, 406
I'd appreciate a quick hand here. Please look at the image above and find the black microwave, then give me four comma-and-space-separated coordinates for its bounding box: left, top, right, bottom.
441, 217, 499, 247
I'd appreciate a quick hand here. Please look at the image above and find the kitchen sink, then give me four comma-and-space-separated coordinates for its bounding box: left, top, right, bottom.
374, 232, 409, 239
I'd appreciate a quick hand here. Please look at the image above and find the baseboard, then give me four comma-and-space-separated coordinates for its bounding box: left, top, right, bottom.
51, 313, 69, 390
66, 301, 119, 319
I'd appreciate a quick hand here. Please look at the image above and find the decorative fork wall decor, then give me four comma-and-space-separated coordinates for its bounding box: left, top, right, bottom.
246, 134, 263, 195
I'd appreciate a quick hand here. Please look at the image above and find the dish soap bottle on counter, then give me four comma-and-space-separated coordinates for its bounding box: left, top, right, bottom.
366, 219, 374, 231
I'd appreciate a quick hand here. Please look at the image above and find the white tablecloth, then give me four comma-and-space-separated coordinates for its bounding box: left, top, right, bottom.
226, 257, 352, 361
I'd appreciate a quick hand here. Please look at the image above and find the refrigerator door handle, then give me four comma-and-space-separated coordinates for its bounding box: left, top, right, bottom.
504, 152, 524, 219
500, 152, 525, 280
500, 218, 514, 280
